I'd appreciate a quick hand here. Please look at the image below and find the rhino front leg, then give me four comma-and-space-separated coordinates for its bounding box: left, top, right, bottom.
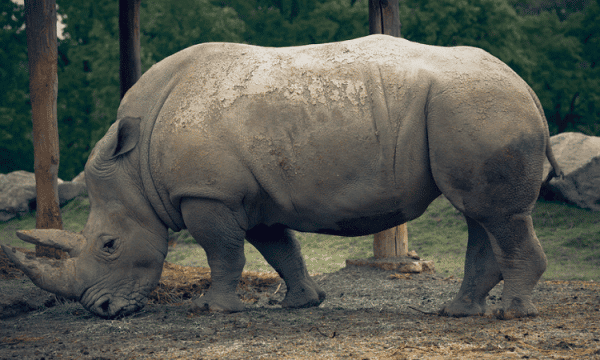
246, 225, 325, 308
439, 216, 502, 317
181, 198, 246, 313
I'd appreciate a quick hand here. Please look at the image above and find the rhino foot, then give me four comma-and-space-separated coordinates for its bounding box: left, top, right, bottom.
438, 299, 488, 317
190, 292, 245, 313
493, 298, 538, 320
280, 279, 326, 309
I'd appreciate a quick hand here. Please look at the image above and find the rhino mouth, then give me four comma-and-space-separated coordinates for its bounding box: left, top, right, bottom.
89, 296, 143, 318
81, 287, 149, 319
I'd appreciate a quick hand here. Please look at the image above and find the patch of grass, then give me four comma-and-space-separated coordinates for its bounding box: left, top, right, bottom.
2, 195, 599, 280
532, 200, 600, 281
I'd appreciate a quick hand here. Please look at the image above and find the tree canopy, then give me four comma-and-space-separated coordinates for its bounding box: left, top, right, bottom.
1, 0, 598, 179
1, 0, 32, 175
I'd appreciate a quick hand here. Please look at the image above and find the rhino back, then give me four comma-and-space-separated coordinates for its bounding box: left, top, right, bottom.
145, 35, 519, 234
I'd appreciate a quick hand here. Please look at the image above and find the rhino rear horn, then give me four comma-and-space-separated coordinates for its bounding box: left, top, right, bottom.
1, 244, 84, 299
16, 229, 84, 257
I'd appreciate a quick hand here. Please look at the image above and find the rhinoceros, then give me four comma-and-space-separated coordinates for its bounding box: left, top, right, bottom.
3, 35, 561, 319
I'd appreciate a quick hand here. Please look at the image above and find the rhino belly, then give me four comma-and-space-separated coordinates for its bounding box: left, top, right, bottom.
264, 177, 440, 237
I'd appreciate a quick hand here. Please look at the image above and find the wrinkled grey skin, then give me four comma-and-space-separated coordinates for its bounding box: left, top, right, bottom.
3, 35, 562, 319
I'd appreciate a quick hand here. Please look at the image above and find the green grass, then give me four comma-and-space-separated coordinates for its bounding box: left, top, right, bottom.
1, 195, 598, 281
531, 200, 600, 280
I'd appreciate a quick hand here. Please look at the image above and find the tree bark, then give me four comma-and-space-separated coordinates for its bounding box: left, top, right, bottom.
368, 0, 401, 37
119, 0, 141, 99
369, 0, 407, 258
25, 0, 64, 259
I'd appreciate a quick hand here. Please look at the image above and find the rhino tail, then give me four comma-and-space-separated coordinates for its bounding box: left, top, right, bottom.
525, 84, 564, 183
544, 142, 564, 183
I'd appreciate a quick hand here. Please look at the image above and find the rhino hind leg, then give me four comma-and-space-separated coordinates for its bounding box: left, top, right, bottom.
439, 216, 502, 317
439, 208, 546, 319
181, 198, 246, 313
246, 225, 325, 309
478, 214, 547, 320
429, 126, 548, 318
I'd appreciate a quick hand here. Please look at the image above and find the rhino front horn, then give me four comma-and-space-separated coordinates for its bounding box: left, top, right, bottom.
16, 229, 84, 256
1, 244, 84, 300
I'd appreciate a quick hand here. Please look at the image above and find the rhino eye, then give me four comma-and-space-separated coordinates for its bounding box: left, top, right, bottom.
102, 238, 118, 254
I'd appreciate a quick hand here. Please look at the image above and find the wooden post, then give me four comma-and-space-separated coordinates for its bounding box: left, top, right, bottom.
119, 0, 141, 99
368, 0, 401, 37
25, 0, 64, 259
369, 0, 408, 258
373, 225, 408, 258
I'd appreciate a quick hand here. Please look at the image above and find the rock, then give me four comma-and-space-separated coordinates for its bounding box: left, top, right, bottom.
72, 171, 85, 183
58, 181, 87, 205
0, 171, 37, 222
0, 170, 87, 222
542, 132, 600, 211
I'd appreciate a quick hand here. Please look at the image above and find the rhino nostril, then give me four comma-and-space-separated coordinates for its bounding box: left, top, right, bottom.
99, 299, 111, 313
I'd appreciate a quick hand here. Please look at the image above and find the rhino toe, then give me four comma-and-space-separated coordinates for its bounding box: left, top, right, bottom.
438, 299, 488, 317
280, 280, 325, 309
190, 292, 245, 313
494, 298, 538, 320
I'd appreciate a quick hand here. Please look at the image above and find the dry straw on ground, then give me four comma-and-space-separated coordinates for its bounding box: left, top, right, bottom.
149, 261, 282, 305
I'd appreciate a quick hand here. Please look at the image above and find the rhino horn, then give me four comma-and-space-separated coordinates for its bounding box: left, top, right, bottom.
16, 229, 84, 257
1, 244, 84, 299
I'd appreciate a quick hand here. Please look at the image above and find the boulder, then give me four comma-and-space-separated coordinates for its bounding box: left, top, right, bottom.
72, 170, 85, 184
0, 171, 87, 222
58, 181, 87, 205
542, 132, 600, 211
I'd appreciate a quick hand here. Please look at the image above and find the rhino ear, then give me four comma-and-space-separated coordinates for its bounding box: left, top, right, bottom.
107, 116, 141, 159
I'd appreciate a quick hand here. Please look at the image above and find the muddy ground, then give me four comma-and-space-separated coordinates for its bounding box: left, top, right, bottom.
1, 249, 600, 359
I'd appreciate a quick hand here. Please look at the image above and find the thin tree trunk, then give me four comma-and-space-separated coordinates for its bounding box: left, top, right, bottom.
119, 0, 141, 99
25, 0, 64, 259
368, 0, 401, 37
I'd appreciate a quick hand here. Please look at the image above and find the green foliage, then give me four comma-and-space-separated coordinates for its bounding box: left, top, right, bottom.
0, 0, 33, 175
55, 0, 121, 180
561, 0, 600, 134
518, 7, 600, 135
508, 0, 590, 19
140, 0, 245, 71
212, 0, 368, 46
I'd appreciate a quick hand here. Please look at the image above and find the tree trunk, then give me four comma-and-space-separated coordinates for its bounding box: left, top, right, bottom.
368, 0, 407, 258
373, 224, 408, 259
368, 0, 401, 37
25, 0, 64, 259
119, 0, 141, 99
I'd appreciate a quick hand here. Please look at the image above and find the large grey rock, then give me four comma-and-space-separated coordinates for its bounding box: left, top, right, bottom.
542, 132, 600, 211
72, 170, 85, 184
0, 170, 87, 222
0, 171, 37, 221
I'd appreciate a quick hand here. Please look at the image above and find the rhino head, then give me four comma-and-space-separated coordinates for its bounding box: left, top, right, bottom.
1, 117, 169, 318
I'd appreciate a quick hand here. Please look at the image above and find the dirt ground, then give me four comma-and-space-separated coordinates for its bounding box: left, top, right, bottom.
1, 248, 600, 360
